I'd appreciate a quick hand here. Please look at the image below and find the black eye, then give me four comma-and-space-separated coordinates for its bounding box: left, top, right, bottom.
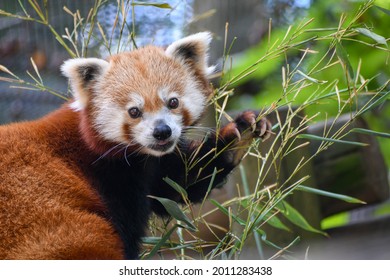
128, 107, 142, 119
167, 98, 179, 109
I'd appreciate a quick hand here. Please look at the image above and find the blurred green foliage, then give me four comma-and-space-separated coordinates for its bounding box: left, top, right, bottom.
228, 0, 390, 166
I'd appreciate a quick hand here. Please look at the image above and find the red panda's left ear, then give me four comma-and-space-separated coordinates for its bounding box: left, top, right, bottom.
61, 58, 110, 111
165, 32, 215, 77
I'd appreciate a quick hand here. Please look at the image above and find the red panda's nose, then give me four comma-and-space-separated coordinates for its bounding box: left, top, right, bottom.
153, 123, 172, 141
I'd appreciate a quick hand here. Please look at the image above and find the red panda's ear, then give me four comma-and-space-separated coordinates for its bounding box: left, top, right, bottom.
61, 58, 109, 111
165, 32, 215, 77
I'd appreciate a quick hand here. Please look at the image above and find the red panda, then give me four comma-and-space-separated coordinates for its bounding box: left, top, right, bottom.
0, 32, 271, 259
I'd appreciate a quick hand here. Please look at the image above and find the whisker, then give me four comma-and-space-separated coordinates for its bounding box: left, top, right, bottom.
182, 126, 216, 133
125, 145, 144, 159
124, 145, 132, 166
92, 142, 126, 164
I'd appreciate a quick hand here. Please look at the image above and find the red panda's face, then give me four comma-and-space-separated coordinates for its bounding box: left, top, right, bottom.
62, 32, 215, 156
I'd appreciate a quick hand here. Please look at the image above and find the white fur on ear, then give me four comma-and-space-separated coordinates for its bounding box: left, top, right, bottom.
61, 58, 109, 111
165, 32, 215, 76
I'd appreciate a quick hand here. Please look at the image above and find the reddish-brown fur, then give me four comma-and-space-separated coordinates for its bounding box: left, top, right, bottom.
0, 106, 124, 259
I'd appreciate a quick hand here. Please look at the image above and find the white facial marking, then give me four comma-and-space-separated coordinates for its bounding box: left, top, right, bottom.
127, 93, 145, 109
158, 87, 180, 104
93, 101, 128, 143
181, 77, 207, 123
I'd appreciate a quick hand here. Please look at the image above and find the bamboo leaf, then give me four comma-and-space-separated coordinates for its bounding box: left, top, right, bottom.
148, 196, 196, 231
350, 128, 390, 139
163, 177, 188, 199
355, 28, 388, 46
289, 36, 318, 48
142, 236, 165, 245
256, 229, 285, 250
308, 88, 350, 103
375, 5, 390, 17
297, 134, 368, 146
143, 225, 178, 259
296, 185, 366, 204
335, 41, 354, 80
276, 201, 327, 236
296, 70, 327, 84
210, 199, 246, 226
142, 236, 177, 246
265, 214, 291, 232
321, 212, 350, 230
131, 2, 172, 9
239, 197, 291, 232
359, 90, 390, 115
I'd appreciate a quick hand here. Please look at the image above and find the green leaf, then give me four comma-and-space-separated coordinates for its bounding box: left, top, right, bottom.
207, 167, 219, 193
131, 2, 172, 9
143, 225, 178, 259
256, 229, 301, 250
335, 41, 354, 80
255, 229, 284, 250
359, 90, 390, 115
276, 201, 327, 236
142, 236, 193, 250
210, 199, 246, 226
296, 185, 366, 204
148, 196, 196, 231
239, 197, 291, 232
265, 214, 291, 232
355, 28, 388, 47
142, 236, 165, 245
163, 177, 188, 199
321, 212, 349, 230
296, 70, 327, 84
350, 128, 390, 139
297, 134, 368, 146
375, 5, 390, 17
142, 236, 178, 246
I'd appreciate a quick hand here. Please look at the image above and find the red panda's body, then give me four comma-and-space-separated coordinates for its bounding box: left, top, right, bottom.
0, 107, 124, 259
0, 33, 271, 259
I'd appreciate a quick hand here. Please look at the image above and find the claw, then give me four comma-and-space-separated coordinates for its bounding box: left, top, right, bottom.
261, 120, 272, 141
262, 131, 271, 141
259, 119, 267, 136
250, 116, 257, 133
233, 127, 241, 141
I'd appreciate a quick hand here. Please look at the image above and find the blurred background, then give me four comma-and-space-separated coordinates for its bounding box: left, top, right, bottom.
1, 0, 389, 259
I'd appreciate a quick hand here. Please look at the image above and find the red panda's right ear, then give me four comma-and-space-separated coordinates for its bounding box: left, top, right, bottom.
165, 32, 215, 77
61, 58, 109, 111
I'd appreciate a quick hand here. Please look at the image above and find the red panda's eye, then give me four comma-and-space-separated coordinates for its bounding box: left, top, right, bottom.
128, 107, 142, 119
168, 98, 179, 109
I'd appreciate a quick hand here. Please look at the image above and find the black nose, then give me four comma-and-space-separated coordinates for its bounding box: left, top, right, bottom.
153, 124, 172, 141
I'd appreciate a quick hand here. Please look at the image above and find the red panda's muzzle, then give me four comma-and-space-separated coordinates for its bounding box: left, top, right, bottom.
148, 122, 177, 154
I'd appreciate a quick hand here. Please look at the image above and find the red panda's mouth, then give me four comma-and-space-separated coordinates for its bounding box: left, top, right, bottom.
156, 139, 170, 146
148, 140, 175, 153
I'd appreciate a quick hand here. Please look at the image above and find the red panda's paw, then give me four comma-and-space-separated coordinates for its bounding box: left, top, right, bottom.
235, 111, 272, 141
218, 111, 272, 166
220, 111, 272, 144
